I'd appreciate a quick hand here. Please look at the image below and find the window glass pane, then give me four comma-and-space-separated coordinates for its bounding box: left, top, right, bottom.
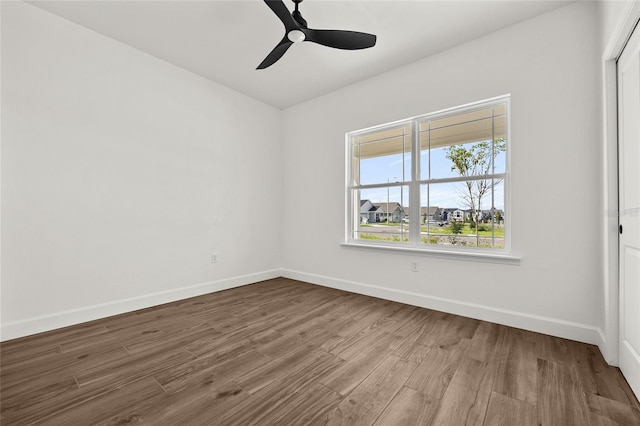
493, 117, 507, 175
431, 116, 493, 149
492, 140, 507, 174
355, 187, 410, 243
354, 125, 411, 185
421, 180, 504, 248
438, 139, 500, 180
420, 181, 460, 245
419, 104, 507, 180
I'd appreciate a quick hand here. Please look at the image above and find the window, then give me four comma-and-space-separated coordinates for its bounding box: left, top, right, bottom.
346, 96, 510, 255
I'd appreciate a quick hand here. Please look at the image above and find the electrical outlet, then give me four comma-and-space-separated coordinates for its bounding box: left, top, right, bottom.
411, 262, 418, 272
211, 253, 218, 263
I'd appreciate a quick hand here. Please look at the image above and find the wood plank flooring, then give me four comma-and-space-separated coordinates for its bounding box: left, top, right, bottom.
2, 278, 639, 425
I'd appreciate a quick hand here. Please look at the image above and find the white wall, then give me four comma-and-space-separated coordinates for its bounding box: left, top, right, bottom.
1, 2, 282, 340
0, 1, 613, 349
599, 0, 636, 49
282, 1, 604, 346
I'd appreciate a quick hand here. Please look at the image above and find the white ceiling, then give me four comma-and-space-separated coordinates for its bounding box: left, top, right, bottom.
28, 0, 573, 109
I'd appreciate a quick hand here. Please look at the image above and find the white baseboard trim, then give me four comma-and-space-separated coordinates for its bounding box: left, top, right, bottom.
0, 269, 281, 342
3, 268, 605, 351
281, 268, 604, 347
595, 327, 612, 366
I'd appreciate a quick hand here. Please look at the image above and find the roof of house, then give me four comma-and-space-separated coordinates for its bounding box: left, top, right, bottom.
420, 206, 440, 215
372, 202, 404, 213
360, 199, 377, 212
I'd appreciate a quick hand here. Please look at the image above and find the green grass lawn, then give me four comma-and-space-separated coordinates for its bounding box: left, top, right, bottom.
358, 231, 504, 248
422, 223, 504, 237
361, 221, 504, 237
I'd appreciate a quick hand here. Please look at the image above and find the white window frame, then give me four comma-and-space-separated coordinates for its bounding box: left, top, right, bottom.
344, 95, 518, 262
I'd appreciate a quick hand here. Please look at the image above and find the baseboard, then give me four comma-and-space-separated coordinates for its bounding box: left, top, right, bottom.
0, 269, 281, 342
281, 268, 604, 347
596, 327, 612, 365
3, 267, 604, 350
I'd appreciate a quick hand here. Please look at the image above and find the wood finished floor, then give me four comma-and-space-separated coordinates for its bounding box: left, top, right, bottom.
1, 278, 639, 425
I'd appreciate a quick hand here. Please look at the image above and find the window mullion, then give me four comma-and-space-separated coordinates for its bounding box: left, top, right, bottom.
410, 121, 421, 245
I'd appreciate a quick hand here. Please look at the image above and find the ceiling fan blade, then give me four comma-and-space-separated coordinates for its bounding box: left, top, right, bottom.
302, 29, 377, 50
264, 0, 298, 32
257, 36, 294, 69
257, 1, 376, 69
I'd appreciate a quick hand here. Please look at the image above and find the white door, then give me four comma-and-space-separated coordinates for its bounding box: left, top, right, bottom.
618, 21, 640, 401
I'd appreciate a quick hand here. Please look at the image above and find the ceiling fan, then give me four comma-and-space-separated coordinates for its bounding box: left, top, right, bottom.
257, 0, 377, 69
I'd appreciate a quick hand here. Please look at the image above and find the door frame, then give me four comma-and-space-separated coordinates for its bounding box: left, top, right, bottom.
602, 1, 640, 366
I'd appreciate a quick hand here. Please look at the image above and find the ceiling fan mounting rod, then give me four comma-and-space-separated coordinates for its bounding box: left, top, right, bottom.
291, 0, 307, 28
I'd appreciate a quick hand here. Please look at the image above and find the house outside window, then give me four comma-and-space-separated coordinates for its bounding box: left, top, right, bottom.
346, 96, 510, 255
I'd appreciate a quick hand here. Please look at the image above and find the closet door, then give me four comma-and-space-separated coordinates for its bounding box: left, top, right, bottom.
617, 21, 640, 401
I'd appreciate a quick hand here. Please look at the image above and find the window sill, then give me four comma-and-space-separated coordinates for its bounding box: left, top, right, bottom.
340, 241, 521, 265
